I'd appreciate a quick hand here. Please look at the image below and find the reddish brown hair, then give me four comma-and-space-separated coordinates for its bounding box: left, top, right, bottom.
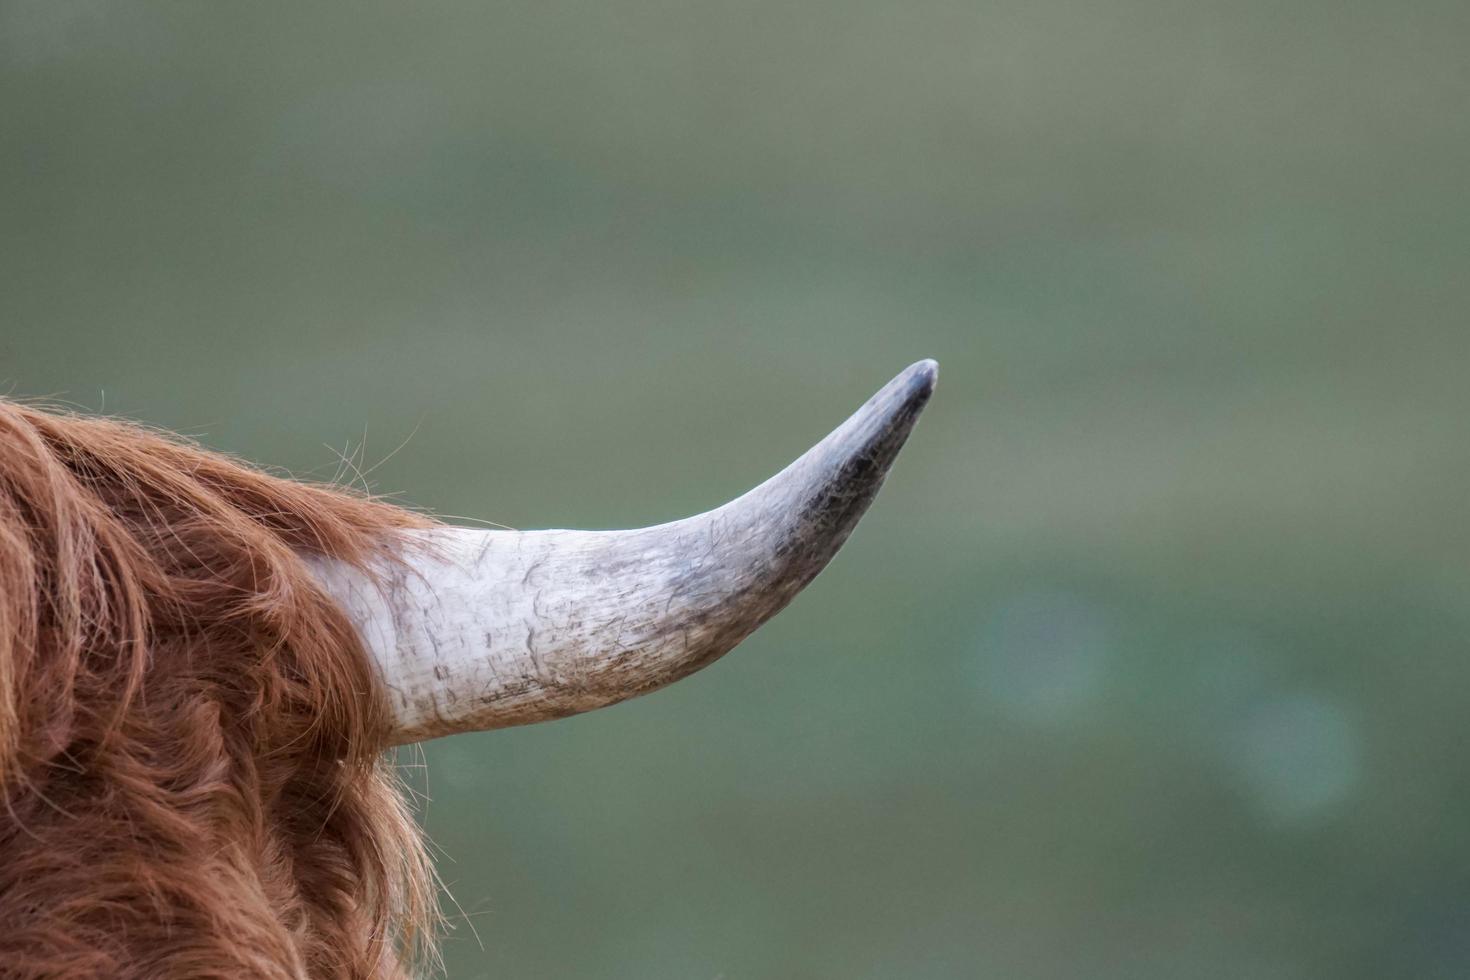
0, 401, 438, 978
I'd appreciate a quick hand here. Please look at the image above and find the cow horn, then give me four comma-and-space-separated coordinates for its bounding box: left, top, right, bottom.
315, 360, 938, 744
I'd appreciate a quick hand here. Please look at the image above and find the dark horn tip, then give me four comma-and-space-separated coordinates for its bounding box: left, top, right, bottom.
868, 358, 939, 452
897, 359, 938, 415
810, 359, 939, 508
907, 358, 939, 395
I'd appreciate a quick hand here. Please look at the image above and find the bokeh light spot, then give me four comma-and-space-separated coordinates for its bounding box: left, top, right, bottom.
1221, 691, 1361, 825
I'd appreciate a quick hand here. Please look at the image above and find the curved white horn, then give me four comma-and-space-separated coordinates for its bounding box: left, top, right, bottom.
316, 360, 938, 743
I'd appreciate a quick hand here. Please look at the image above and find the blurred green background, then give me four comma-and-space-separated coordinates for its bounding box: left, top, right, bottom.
3, 1, 1469, 976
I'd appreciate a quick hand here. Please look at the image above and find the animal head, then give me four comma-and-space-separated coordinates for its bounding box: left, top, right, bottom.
0, 361, 936, 978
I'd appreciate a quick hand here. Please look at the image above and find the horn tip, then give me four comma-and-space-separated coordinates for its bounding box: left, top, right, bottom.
882, 358, 939, 431
823, 358, 938, 484
902, 358, 939, 402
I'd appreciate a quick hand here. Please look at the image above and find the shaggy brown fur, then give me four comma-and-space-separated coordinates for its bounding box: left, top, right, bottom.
0, 402, 438, 979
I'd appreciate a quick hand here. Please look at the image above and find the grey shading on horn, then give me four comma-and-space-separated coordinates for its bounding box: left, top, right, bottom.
313, 360, 938, 744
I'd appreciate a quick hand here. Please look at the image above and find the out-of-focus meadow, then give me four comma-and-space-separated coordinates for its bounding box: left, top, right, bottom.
3, 1, 1469, 976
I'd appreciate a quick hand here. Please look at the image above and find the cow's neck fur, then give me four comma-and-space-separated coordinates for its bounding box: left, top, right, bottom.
0, 401, 438, 978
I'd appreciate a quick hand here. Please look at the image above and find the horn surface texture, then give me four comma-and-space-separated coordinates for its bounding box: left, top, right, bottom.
314, 360, 937, 743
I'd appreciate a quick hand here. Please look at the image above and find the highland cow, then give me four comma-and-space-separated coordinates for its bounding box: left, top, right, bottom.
0, 361, 936, 978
